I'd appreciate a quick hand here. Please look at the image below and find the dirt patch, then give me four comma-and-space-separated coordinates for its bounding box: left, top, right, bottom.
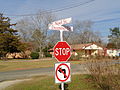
0, 79, 31, 90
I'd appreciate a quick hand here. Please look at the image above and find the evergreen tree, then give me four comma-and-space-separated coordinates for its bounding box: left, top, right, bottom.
0, 13, 26, 58
108, 27, 120, 49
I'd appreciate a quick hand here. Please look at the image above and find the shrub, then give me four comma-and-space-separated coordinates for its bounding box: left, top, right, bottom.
69, 54, 81, 61
44, 52, 52, 57
85, 59, 120, 90
30, 52, 39, 59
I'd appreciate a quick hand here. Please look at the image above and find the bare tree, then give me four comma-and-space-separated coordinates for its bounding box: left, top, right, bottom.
16, 10, 56, 58
16, 14, 102, 57
47, 20, 102, 45
16, 18, 34, 42
47, 31, 60, 46
63, 20, 102, 44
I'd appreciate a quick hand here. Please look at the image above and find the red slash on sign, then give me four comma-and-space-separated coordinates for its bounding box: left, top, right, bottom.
58, 68, 67, 78
56, 63, 70, 82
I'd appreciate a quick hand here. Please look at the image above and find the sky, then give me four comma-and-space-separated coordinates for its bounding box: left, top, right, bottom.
0, 0, 120, 41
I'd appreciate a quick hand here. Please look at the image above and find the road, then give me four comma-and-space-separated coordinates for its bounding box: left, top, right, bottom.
0, 60, 119, 82
0, 64, 88, 82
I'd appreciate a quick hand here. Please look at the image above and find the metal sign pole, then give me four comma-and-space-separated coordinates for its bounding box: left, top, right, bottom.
61, 82, 64, 90
49, 18, 72, 90
60, 30, 64, 90
60, 30, 63, 41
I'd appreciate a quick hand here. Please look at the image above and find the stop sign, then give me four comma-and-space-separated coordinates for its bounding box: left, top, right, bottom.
54, 41, 71, 62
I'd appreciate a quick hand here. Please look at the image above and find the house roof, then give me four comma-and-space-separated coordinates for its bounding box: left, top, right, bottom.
48, 43, 104, 52
70, 43, 93, 50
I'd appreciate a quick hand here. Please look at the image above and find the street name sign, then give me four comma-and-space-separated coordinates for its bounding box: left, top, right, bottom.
48, 18, 73, 31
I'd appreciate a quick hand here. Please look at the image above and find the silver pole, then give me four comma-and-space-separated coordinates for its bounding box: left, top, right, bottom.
60, 30, 64, 90
60, 30, 63, 41
61, 82, 64, 90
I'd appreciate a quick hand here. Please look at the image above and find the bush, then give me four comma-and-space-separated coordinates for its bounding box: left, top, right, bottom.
44, 52, 52, 57
69, 54, 81, 61
30, 52, 39, 59
85, 59, 120, 90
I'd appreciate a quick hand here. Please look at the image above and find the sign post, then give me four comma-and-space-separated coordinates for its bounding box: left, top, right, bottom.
49, 17, 73, 90
61, 83, 64, 90
60, 30, 63, 41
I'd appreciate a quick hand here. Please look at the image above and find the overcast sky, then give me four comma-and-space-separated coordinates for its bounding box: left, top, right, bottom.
0, 0, 120, 41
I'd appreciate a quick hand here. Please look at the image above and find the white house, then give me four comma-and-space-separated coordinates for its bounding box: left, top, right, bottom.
49, 43, 120, 58
107, 49, 120, 57
70, 43, 104, 57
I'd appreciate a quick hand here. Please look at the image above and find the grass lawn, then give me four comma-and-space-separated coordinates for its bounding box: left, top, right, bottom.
6, 74, 100, 90
0, 58, 82, 72
0, 58, 119, 72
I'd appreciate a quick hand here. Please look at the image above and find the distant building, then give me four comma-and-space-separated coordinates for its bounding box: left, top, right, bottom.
71, 43, 104, 57
49, 43, 120, 58
107, 49, 120, 57
49, 43, 105, 57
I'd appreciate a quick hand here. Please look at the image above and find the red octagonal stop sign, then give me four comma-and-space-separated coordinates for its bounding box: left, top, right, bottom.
54, 41, 71, 62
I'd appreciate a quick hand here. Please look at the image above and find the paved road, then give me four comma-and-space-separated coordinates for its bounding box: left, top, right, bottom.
0, 64, 88, 82
0, 60, 119, 82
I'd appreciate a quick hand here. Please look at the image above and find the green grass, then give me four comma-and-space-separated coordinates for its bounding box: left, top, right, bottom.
0, 59, 56, 72
6, 74, 100, 90
0, 58, 117, 72
0, 58, 82, 72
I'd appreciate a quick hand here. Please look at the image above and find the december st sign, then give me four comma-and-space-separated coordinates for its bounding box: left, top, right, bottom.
48, 17, 73, 31
50, 18, 72, 26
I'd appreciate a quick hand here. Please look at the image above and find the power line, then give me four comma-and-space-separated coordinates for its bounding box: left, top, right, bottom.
48, 0, 95, 13
4, 0, 95, 17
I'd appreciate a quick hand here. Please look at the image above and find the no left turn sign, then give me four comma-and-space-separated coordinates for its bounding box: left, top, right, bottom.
55, 63, 71, 83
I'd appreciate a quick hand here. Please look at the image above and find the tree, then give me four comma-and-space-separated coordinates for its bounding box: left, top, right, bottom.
63, 20, 102, 44
108, 27, 120, 49
16, 10, 56, 58
0, 13, 26, 59
16, 13, 102, 57
15, 18, 33, 42
106, 43, 116, 49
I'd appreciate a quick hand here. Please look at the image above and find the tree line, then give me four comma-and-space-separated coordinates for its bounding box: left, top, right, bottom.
0, 11, 120, 59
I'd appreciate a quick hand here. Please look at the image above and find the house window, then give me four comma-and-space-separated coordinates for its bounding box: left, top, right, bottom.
109, 51, 113, 53
89, 50, 91, 55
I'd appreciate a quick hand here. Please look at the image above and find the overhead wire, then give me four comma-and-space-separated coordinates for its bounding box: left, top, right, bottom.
4, 0, 95, 17
4, 0, 120, 25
